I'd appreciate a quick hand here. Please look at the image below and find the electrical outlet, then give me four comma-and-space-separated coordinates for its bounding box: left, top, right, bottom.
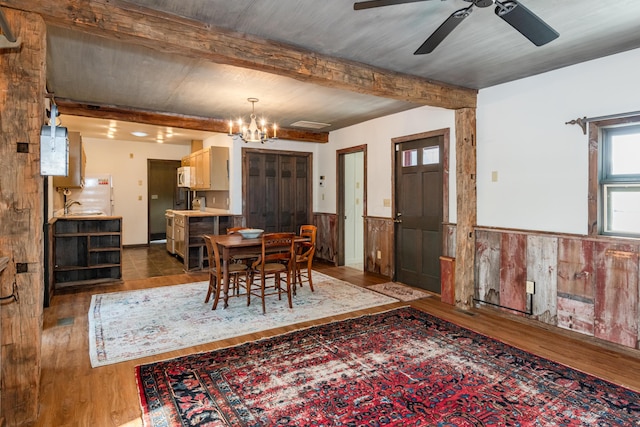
377, 250, 382, 260
526, 280, 535, 294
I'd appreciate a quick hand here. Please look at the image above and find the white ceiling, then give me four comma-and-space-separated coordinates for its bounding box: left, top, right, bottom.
32, 0, 640, 143
58, 115, 214, 145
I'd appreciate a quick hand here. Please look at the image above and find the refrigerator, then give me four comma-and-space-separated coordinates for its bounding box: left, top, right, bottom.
66, 174, 114, 215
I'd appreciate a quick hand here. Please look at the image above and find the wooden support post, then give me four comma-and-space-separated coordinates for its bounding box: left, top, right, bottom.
454, 108, 477, 310
0, 8, 46, 425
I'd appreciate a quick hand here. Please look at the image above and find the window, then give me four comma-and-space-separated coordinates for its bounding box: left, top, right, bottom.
402, 149, 418, 167
599, 124, 640, 237
422, 146, 440, 165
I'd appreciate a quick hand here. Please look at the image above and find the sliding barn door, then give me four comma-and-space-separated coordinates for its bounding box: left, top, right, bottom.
245, 149, 311, 232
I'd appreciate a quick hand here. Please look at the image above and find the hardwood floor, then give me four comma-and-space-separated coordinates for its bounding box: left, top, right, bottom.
34, 253, 640, 426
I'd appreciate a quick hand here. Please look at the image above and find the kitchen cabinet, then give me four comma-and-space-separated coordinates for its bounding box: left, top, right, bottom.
50, 216, 122, 289
53, 131, 86, 188
183, 146, 229, 190
174, 213, 185, 258
172, 211, 231, 271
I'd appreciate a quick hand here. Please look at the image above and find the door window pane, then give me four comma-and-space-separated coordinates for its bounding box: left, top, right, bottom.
422, 147, 440, 165
402, 149, 417, 167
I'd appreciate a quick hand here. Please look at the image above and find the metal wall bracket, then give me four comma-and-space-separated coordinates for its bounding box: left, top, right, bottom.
0, 35, 21, 49
0, 257, 18, 303
0, 281, 18, 303
565, 117, 587, 135
0, 7, 21, 50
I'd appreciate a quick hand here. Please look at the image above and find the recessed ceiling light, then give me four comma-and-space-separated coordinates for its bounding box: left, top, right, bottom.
131, 131, 148, 137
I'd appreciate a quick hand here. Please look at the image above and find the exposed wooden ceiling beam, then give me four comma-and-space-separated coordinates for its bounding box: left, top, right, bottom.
55, 99, 329, 144
1, 0, 477, 111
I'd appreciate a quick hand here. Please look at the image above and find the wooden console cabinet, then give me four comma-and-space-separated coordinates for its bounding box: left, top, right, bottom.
172, 211, 230, 271
50, 216, 122, 289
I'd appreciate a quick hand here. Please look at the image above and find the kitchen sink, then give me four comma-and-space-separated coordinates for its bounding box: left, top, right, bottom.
64, 211, 105, 217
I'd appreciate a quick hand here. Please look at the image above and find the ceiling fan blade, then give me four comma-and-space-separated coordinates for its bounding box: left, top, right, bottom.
354, 0, 431, 11
414, 7, 472, 54
495, 1, 559, 46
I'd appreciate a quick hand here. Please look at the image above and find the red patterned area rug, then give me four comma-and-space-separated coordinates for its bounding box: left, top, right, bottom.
136, 307, 640, 426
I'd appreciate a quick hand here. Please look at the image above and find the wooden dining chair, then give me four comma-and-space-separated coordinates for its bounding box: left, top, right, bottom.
203, 234, 249, 310
294, 225, 317, 292
247, 232, 296, 314
226, 226, 260, 265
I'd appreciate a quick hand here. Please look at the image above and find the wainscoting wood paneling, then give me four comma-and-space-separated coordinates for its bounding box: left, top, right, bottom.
594, 242, 639, 348
475, 229, 501, 306
364, 217, 394, 277
526, 235, 558, 324
557, 238, 595, 335
440, 256, 455, 305
443, 223, 456, 258
475, 227, 640, 351
313, 213, 338, 265
499, 233, 528, 314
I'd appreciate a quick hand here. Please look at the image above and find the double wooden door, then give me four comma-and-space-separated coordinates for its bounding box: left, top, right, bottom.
244, 149, 312, 233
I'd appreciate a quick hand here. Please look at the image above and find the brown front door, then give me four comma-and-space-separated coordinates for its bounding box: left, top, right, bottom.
394, 136, 444, 292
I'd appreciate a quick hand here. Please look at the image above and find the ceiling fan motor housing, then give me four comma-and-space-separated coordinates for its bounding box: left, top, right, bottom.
473, 0, 495, 7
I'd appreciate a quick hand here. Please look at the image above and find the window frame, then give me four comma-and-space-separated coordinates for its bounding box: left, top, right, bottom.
589, 116, 640, 238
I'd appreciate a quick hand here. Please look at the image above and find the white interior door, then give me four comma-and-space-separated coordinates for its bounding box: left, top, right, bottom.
344, 151, 364, 267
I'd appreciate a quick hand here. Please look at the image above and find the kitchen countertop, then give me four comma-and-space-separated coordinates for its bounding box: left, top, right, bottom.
169, 208, 232, 217
49, 215, 122, 224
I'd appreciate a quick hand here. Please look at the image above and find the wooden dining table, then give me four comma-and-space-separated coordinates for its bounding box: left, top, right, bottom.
212, 233, 309, 309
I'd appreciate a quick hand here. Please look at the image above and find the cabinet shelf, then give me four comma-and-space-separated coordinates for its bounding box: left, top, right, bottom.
55, 232, 120, 237
55, 263, 120, 272
49, 217, 122, 290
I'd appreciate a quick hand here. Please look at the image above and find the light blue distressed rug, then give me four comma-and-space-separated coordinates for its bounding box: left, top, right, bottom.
88, 272, 398, 367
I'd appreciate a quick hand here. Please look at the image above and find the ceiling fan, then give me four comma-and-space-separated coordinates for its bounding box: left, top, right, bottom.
354, 0, 559, 54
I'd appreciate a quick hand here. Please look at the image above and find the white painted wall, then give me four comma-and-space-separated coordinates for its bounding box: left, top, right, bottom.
319, 106, 457, 220
203, 134, 321, 215
477, 47, 640, 235
82, 137, 190, 245
78, 46, 639, 245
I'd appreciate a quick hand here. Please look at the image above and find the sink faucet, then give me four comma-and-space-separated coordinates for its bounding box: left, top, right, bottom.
64, 199, 82, 215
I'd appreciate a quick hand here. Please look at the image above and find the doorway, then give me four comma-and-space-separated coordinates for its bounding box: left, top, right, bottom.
393, 134, 445, 292
147, 159, 183, 242
337, 146, 366, 269
243, 148, 312, 232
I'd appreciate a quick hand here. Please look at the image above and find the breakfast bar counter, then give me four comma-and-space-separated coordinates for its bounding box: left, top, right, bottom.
169, 209, 233, 271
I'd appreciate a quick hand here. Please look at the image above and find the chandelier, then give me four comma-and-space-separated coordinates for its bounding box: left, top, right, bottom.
228, 98, 277, 143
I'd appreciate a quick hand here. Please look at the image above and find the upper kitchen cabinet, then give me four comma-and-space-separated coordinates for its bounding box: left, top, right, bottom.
185, 146, 229, 191
53, 131, 86, 188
